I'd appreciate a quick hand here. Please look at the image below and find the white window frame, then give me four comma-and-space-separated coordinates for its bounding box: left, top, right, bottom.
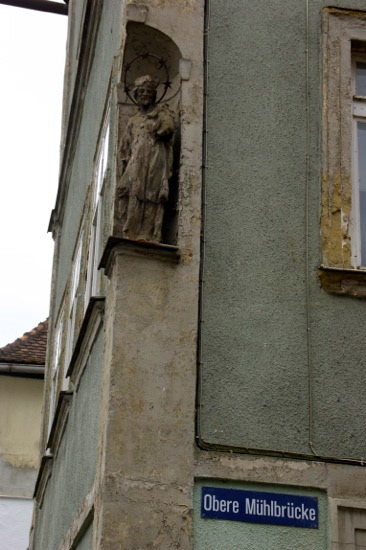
85, 110, 110, 307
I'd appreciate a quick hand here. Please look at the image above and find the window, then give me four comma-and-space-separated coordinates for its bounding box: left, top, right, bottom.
352, 54, 366, 267
319, 9, 366, 295
48, 232, 83, 429
48, 307, 64, 433
85, 111, 110, 306
65, 234, 83, 366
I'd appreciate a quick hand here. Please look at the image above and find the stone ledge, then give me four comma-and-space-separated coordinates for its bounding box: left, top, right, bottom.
99, 236, 180, 276
318, 266, 366, 298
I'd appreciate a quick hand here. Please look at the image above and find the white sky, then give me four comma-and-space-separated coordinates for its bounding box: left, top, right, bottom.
0, 4, 67, 347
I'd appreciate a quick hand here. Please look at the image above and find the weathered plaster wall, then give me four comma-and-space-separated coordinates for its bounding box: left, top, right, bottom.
0, 376, 43, 472
97, 253, 199, 548
0, 377, 43, 548
199, 0, 366, 460
195, 447, 366, 501
33, 330, 103, 550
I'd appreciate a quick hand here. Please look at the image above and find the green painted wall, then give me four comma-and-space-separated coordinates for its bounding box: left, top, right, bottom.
199, 0, 366, 459
33, 330, 103, 550
194, 480, 328, 550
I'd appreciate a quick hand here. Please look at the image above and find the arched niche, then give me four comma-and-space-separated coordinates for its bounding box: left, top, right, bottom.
119, 22, 182, 112
115, 22, 182, 245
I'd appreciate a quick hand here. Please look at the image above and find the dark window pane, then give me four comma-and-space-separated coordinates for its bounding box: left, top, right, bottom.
356, 62, 366, 96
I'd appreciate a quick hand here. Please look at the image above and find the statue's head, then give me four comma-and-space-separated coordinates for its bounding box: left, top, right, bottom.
133, 75, 158, 106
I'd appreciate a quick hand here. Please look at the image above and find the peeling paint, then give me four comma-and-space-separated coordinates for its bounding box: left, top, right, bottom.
321, 172, 353, 268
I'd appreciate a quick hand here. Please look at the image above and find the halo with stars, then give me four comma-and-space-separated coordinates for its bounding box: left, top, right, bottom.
123, 53, 172, 105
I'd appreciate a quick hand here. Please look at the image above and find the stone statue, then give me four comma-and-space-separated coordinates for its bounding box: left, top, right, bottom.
117, 75, 175, 243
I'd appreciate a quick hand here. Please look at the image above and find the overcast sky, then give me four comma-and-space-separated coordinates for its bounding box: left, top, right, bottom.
0, 5, 67, 347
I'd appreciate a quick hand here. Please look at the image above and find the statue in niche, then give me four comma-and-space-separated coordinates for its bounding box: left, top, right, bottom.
117, 75, 175, 243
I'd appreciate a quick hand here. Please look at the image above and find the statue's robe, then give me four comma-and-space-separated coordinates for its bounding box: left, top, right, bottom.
118, 104, 174, 242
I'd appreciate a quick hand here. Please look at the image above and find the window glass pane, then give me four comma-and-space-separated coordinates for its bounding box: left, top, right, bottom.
94, 123, 109, 206
358, 122, 366, 264
70, 238, 82, 300
54, 316, 63, 367
103, 123, 110, 175
356, 62, 366, 96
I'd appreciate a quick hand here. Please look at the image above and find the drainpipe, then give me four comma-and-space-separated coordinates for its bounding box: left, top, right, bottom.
0, 0, 68, 15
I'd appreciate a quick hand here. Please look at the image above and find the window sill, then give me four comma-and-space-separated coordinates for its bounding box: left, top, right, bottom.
318, 265, 366, 298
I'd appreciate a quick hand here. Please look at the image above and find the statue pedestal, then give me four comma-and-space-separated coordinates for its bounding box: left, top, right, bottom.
99, 236, 180, 275
95, 235, 196, 549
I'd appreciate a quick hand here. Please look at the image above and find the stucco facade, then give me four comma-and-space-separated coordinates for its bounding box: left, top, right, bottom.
32, 1, 366, 549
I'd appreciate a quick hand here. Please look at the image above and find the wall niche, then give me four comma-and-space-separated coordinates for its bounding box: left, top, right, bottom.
114, 22, 182, 246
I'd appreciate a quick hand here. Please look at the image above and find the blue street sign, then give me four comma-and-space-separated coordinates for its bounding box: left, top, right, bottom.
201, 487, 318, 529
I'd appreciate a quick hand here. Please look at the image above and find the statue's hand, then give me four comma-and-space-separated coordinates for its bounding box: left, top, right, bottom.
155, 121, 173, 139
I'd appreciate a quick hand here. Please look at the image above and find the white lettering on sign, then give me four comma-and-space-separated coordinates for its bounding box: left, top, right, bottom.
201, 487, 318, 529
244, 498, 316, 521
203, 494, 239, 514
